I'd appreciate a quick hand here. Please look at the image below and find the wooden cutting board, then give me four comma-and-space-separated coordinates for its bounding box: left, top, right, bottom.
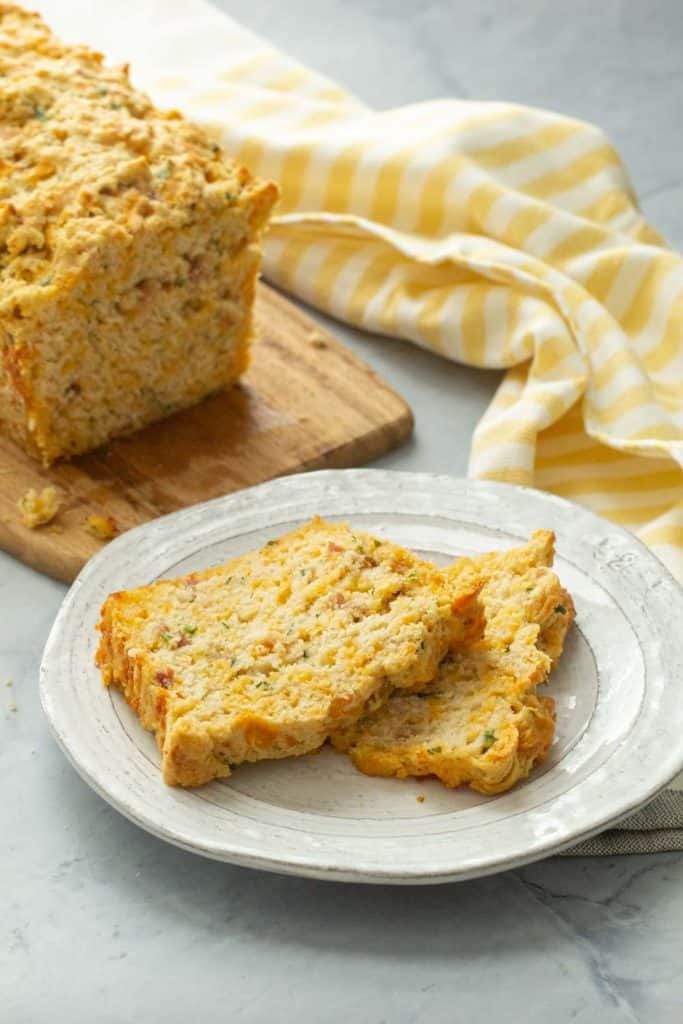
0, 283, 412, 583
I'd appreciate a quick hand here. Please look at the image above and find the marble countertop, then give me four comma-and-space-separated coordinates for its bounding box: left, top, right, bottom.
2, 1, 682, 1021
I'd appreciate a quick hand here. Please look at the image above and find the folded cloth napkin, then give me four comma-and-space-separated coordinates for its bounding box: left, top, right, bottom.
37, 0, 683, 852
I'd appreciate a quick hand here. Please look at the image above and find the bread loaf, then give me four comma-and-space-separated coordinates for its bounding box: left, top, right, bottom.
0, 5, 277, 463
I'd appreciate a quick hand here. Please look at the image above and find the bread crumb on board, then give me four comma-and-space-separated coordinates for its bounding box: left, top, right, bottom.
308, 330, 328, 349
416, 794, 425, 803
17, 486, 61, 528
85, 513, 120, 541
7, 702, 17, 712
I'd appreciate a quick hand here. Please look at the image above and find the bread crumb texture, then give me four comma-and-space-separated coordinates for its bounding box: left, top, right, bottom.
17, 484, 60, 526
0, 4, 278, 464
96, 517, 482, 786
332, 530, 575, 795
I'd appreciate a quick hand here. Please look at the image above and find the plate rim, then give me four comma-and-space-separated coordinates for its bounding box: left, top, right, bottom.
40, 469, 683, 883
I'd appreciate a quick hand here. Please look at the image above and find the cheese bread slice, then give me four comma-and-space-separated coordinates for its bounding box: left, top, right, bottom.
96, 517, 482, 786
332, 531, 575, 795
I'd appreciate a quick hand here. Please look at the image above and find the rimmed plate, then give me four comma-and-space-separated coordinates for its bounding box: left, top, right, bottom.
40, 470, 683, 883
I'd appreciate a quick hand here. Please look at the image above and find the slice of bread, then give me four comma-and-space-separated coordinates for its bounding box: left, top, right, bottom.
96, 517, 482, 786
332, 531, 575, 795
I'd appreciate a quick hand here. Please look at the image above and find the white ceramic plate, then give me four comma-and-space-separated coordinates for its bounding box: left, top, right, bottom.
40, 470, 683, 883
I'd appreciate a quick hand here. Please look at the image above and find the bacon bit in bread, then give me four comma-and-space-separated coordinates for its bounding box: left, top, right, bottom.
17, 486, 61, 528
85, 513, 119, 540
154, 668, 174, 688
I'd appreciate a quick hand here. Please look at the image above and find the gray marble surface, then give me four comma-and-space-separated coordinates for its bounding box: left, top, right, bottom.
2, 1, 682, 1021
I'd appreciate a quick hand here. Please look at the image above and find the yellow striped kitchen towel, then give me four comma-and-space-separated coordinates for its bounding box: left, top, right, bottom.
42, 0, 683, 582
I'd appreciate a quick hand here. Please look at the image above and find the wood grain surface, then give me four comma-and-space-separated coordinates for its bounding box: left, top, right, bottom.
0, 283, 412, 582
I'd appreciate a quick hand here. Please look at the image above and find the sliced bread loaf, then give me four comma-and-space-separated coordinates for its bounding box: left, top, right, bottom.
97, 516, 482, 786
